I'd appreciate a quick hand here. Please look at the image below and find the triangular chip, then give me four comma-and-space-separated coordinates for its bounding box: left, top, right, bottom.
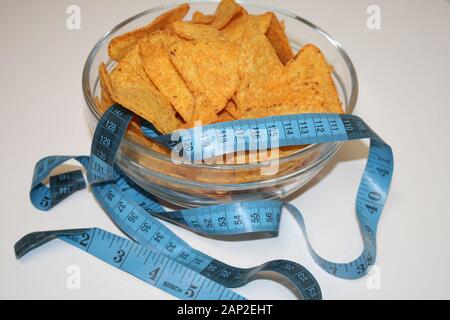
240, 44, 343, 118
108, 3, 189, 61
221, 11, 273, 42
98, 63, 115, 113
99, 63, 114, 95
283, 44, 343, 113
235, 18, 284, 113
109, 46, 182, 133
126, 118, 171, 155
169, 21, 220, 40
169, 39, 239, 115
139, 40, 194, 122
144, 29, 182, 50
254, 12, 273, 34
191, 11, 214, 24
178, 94, 218, 128
240, 104, 297, 119
210, 0, 242, 29
192, 95, 218, 125
266, 13, 294, 64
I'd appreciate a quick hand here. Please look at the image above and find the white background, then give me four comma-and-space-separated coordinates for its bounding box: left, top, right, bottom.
1, 0, 449, 299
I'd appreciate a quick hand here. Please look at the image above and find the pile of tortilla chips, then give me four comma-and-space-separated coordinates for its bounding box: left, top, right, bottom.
97, 0, 343, 160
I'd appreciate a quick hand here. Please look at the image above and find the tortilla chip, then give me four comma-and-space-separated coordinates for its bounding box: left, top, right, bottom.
282, 44, 343, 113
211, 0, 242, 29
192, 95, 218, 124
254, 12, 273, 34
240, 104, 296, 119
139, 41, 194, 122
99, 90, 113, 114
266, 13, 294, 64
99, 63, 114, 96
94, 96, 104, 114
126, 118, 171, 155
240, 44, 343, 118
192, 11, 214, 24
98, 63, 115, 113
221, 11, 273, 42
108, 3, 189, 61
144, 29, 182, 50
169, 21, 220, 40
235, 19, 284, 113
109, 46, 182, 133
169, 39, 239, 114
178, 95, 218, 128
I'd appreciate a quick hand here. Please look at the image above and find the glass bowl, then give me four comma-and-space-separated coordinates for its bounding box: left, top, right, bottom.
82, 1, 358, 207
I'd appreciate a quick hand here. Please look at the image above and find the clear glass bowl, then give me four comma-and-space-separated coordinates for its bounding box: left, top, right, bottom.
82, 1, 358, 207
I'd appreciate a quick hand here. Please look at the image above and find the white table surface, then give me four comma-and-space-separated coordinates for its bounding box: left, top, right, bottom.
1, 0, 449, 300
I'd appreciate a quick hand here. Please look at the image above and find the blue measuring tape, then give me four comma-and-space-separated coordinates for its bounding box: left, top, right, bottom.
16, 104, 393, 300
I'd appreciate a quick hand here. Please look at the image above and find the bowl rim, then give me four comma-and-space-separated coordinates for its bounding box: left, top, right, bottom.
82, 0, 358, 170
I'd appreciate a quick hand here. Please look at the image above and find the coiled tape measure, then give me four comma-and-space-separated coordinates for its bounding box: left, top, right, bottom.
15, 104, 393, 300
